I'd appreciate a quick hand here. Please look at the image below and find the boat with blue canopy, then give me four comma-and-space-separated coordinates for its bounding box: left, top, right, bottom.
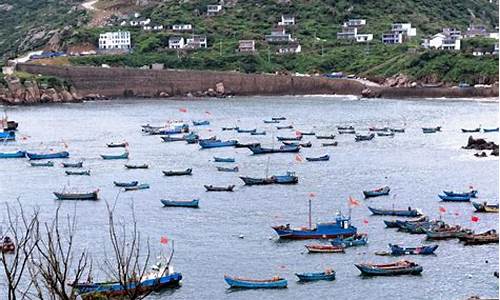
0, 150, 26, 159
27, 151, 69, 160
0, 131, 15, 141
295, 269, 336, 282
224, 275, 287, 289
331, 233, 368, 247
438, 194, 471, 202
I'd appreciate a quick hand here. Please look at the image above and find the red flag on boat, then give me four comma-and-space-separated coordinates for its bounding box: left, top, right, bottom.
471, 215, 480, 223
179, 108, 188, 113
348, 196, 360, 207
439, 206, 447, 214
363, 219, 369, 225
309, 192, 316, 198
295, 154, 303, 162
160, 236, 169, 244
295, 131, 302, 137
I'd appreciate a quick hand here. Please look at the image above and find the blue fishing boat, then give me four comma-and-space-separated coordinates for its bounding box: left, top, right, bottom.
235, 127, 257, 133
27, 151, 69, 160
306, 154, 330, 162
193, 120, 210, 126
161, 199, 199, 208
422, 126, 441, 133
124, 184, 150, 191
214, 157, 235, 163
295, 270, 336, 282
250, 131, 267, 135
368, 206, 422, 217
248, 144, 300, 154
363, 186, 390, 198
199, 139, 238, 149
273, 172, 299, 184
113, 181, 139, 187
355, 133, 375, 141
483, 127, 499, 132
389, 244, 438, 255
273, 213, 357, 240
443, 190, 478, 198
355, 260, 423, 276
438, 194, 471, 202
31, 161, 54, 167
101, 152, 129, 160
0, 131, 15, 141
331, 233, 368, 247
0, 150, 26, 159
224, 275, 287, 289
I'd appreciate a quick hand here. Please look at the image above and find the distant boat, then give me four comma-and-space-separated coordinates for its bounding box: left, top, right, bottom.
273, 213, 357, 239
125, 164, 149, 169
240, 176, 275, 185
184, 132, 200, 144
483, 127, 499, 132
31, 161, 54, 167
383, 215, 429, 228
161, 135, 186, 142
163, 168, 192, 176
248, 144, 300, 154
161, 199, 199, 208
222, 126, 237, 131
124, 183, 150, 191
251, 131, 267, 135
337, 125, 354, 130
113, 181, 139, 187
472, 201, 499, 213
214, 157, 235, 163
297, 131, 315, 136
236, 128, 257, 133
390, 128, 405, 133
204, 185, 235, 192
424, 225, 472, 240
54, 190, 98, 201
368, 206, 422, 217
322, 142, 338, 147
0, 150, 26, 159
377, 132, 395, 137
272, 117, 287, 121
355, 260, 423, 276
461, 127, 480, 133
27, 151, 69, 160
277, 136, 302, 141
263, 120, 280, 124
389, 244, 438, 256
443, 190, 477, 198
273, 172, 299, 184
107, 142, 127, 148
62, 161, 83, 168
422, 126, 441, 133
438, 194, 470, 202
199, 139, 238, 149
331, 233, 368, 248
0, 131, 15, 141
217, 166, 239, 172
363, 186, 390, 198
458, 230, 499, 245
355, 133, 375, 141
276, 125, 293, 130
304, 244, 345, 253
282, 141, 311, 148
316, 134, 335, 139
65, 170, 90, 176
368, 127, 389, 132
305, 154, 330, 162
295, 270, 336, 281
193, 120, 210, 126
101, 152, 129, 160
235, 142, 260, 148
338, 129, 356, 134
223, 275, 287, 289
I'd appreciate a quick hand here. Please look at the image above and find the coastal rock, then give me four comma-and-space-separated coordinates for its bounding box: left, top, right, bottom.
491, 148, 499, 156
361, 88, 375, 98
383, 74, 412, 87
462, 136, 499, 151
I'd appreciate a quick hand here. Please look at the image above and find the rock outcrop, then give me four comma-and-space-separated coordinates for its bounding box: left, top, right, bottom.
462, 136, 499, 157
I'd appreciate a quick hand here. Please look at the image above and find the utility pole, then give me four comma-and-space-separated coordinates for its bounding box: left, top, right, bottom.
219, 40, 222, 56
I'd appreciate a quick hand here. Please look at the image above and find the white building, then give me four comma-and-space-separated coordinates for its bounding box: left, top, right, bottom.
422, 33, 460, 50
391, 23, 417, 37
98, 31, 131, 50
278, 15, 295, 26
265, 26, 294, 43
442, 28, 461, 40
337, 26, 357, 40
207, 4, 223, 15
139, 19, 151, 26
186, 35, 208, 48
238, 40, 256, 53
344, 19, 366, 27
277, 43, 301, 54
168, 36, 185, 49
382, 32, 403, 44
172, 24, 193, 31
355, 34, 373, 42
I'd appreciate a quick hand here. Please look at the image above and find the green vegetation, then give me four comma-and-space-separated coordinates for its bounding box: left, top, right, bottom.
10, 71, 71, 89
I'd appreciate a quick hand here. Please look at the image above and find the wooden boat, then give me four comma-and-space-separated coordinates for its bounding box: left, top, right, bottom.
390, 128, 405, 133
398, 220, 443, 234
125, 164, 149, 169
250, 131, 267, 135
425, 225, 472, 240
338, 129, 356, 134
217, 166, 239, 172
355, 133, 375, 141
3, 120, 18, 131
337, 125, 354, 130
248, 144, 300, 154
305, 244, 345, 253
204, 185, 235, 192
263, 120, 280, 124
161, 199, 199, 208
124, 184, 150, 191
273, 213, 357, 240
422, 126, 441, 133
295, 270, 336, 281
377, 132, 395, 137
224, 275, 287, 289
54, 190, 98, 201
368, 127, 390, 132
316, 134, 335, 139
101, 152, 129, 160
383, 215, 429, 228
306, 154, 330, 161
331, 233, 368, 247
443, 190, 478, 198
240, 176, 275, 185
273, 172, 298, 184
113, 181, 138, 187
272, 117, 287, 121
163, 168, 192, 176
277, 136, 302, 141
107, 142, 127, 148
297, 131, 315, 136
0, 131, 15, 141
461, 128, 481, 133
193, 120, 210, 126
0, 150, 26, 159
363, 186, 390, 198
65, 170, 90, 176
472, 201, 499, 213
389, 244, 438, 255
27, 151, 69, 160
368, 206, 422, 217
276, 125, 293, 130
459, 230, 499, 245
214, 157, 235, 163
235, 127, 257, 133
199, 139, 238, 149
31, 161, 54, 167
483, 127, 499, 132
0, 236, 15, 253
355, 260, 423, 276
438, 194, 471, 202
62, 161, 83, 168
235, 142, 260, 148
322, 142, 338, 147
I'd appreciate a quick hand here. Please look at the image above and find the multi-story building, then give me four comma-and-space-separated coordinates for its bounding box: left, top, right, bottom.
98, 31, 131, 50
238, 40, 256, 53
168, 36, 185, 49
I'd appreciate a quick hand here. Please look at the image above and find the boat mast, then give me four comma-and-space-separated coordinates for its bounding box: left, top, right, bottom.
308, 198, 312, 230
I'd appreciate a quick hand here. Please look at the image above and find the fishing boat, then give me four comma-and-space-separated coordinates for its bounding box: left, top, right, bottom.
251, 131, 267, 135
424, 225, 472, 240
316, 134, 335, 140
113, 181, 139, 187
161, 135, 186, 142
223, 275, 287, 289
331, 233, 368, 248
355, 260, 423, 276
276, 125, 293, 130
389, 244, 438, 255
263, 120, 280, 124
124, 184, 150, 191
368, 206, 422, 217
443, 190, 478, 198
383, 215, 429, 228
62, 161, 83, 168
390, 128, 405, 133
107, 142, 127, 148
217, 166, 239, 172
65, 170, 90, 176
472, 202, 499, 213
193, 120, 210, 126
398, 220, 443, 234
0, 150, 26, 159
337, 125, 354, 130
304, 244, 345, 253
199, 139, 238, 149
204, 185, 235, 192
222, 126, 237, 131
295, 270, 336, 281
458, 230, 499, 245
438, 194, 471, 202
422, 126, 441, 133
141, 124, 163, 132
377, 132, 395, 137
322, 142, 338, 147
0, 236, 15, 253
54, 190, 99, 201
144, 123, 189, 135
355, 133, 375, 141
236, 127, 257, 133
125, 164, 149, 169
305, 154, 330, 162
338, 129, 356, 134
184, 132, 201, 144
240, 176, 275, 185
298, 131, 315, 136
282, 141, 312, 148
273, 213, 357, 240
247, 144, 300, 154
274, 172, 299, 184
101, 152, 129, 160
272, 117, 287, 121
162, 168, 192, 176
30, 161, 54, 167
161, 199, 199, 208
214, 157, 235, 163
299, 141, 312, 148
461, 127, 481, 133
27, 151, 69, 160
0, 131, 15, 141
235, 142, 260, 148
363, 186, 390, 198
368, 127, 390, 132
483, 127, 499, 132
277, 136, 302, 141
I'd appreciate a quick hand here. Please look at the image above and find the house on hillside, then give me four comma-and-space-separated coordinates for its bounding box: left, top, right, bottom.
337, 19, 373, 42
207, 4, 223, 16
464, 24, 488, 38
382, 32, 403, 44
422, 30, 461, 50
278, 15, 295, 26
344, 19, 366, 27
337, 26, 357, 40
391, 23, 417, 37
172, 24, 193, 32
277, 42, 301, 54
265, 26, 294, 43
98, 31, 131, 51
186, 35, 208, 48
238, 40, 256, 53
168, 36, 185, 49
355, 34, 373, 42
442, 28, 461, 40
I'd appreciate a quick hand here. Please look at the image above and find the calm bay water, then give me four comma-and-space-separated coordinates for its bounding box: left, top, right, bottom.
0, 96, 498, 299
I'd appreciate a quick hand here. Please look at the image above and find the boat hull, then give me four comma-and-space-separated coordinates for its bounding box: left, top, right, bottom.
27, 151, 69, 160
224, 276, 287, 289
54, 191, 98, 201
295, 272, 336, 281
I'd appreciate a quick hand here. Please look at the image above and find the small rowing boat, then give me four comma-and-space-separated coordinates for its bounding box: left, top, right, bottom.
65, 170, 90, 176
224, 275, 287, 289
305, 154, 330, 162
213, 157, 235, 163
113, 181, 139, 187
217, 166, 239, 172
62, 161, 83, 168
30, 161, 54, 167
305, 244, 345, 253
125, 164, 149, 169
161, 199, 199, 208
162, 168, 192, 176
27, 151, 69, 160
204, 185, 235, 192
363, 186, 390, 198
101, 152, 129, 160
124, 183, 150, 191
295, 269, 336, 281
355, 260, 423, 276
54, 190, 98, 201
